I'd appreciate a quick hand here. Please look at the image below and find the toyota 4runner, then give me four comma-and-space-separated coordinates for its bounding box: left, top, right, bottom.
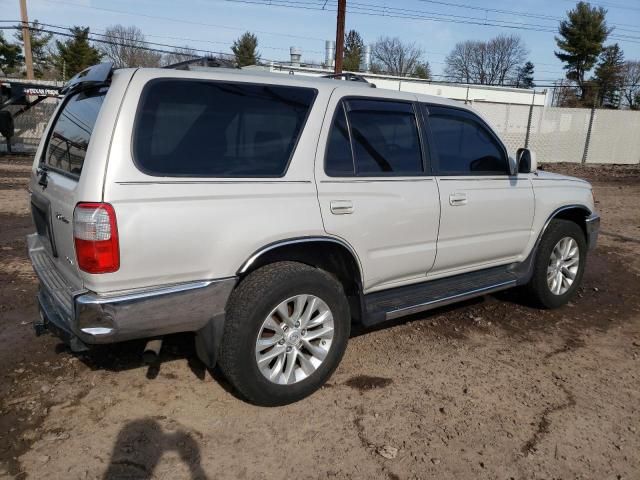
27, 63, 600, 405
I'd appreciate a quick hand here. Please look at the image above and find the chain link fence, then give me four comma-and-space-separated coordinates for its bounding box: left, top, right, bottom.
473, 102, 640, 164
2, 95, 640, 164
0, 98, 58, 154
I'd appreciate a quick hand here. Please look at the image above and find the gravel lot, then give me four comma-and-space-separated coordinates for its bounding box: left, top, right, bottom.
1, 156, 639, 480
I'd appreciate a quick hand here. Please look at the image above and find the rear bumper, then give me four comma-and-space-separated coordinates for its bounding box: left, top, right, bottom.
27, 234, 236, 346
585, 213, 600, 250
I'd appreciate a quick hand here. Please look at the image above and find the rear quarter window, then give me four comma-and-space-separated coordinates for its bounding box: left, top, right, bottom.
43, 87, 107, 176
133, 79, 317, 177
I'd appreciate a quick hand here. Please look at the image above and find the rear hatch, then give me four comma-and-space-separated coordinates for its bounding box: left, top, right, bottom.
30, 75, 110, 290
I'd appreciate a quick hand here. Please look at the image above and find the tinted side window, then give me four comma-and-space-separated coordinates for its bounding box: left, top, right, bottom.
44, 87, 106, 176
426, 106, 507, 175
134, 80, 316, 177
346, 100, 423, 175
325, 103, 354, 176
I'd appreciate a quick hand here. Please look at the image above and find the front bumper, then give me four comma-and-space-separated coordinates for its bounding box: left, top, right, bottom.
585, 213, 600, 250
27, 234, 236, 347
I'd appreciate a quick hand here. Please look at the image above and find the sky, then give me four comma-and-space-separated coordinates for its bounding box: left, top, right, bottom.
1, 0, 640, 86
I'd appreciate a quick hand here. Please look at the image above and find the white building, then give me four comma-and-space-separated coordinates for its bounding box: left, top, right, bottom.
245, 62, 547, 107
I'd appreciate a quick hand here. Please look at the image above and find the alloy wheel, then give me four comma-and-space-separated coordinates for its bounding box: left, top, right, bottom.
255, 294, 335, 385
547, 236, 580, 295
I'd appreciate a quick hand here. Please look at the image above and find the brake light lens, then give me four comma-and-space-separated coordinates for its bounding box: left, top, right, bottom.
73, 203, 120, 273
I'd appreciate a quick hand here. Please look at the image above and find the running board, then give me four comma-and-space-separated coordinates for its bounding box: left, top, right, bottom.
362, 266, 518, 326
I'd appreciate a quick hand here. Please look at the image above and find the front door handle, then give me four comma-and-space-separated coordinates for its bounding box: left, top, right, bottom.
330, 200, 354, 215
449, 193, 468, 206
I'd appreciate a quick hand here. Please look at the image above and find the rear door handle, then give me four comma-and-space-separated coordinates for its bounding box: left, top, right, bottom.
330, 200, 354, 215
449, 193, 467, 206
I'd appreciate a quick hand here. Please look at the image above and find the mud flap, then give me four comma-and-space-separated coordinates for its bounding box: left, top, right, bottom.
194, 313, 226, 369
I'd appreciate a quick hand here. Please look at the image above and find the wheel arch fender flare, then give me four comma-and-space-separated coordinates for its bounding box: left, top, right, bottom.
539, 204, 593, 239
513, 204, 594, 285
237, 236, 364, 289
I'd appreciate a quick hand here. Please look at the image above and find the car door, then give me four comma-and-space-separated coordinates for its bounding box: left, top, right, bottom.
315, 93, 441, 292
422, 104, 535, 276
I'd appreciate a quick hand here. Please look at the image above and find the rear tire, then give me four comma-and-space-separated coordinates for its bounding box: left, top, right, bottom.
526, 219, 587, 309
218, 261, 350, 406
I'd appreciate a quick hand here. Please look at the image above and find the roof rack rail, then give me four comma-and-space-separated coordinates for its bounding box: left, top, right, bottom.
162, 56, 238, 70
321, 73, 376, 88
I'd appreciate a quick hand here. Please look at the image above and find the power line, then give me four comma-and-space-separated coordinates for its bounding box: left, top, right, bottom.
222, 0, 640, 44
561, 0, 640, 13
0, 24, 256, 61
39, 0, 329, 42
417, 0, 640, 34
8, 22, 639, 89
0, 19, 325, 54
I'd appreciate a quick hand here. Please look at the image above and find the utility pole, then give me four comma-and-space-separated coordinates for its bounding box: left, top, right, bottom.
334, 0, 346, 74
19, 0, 35, 80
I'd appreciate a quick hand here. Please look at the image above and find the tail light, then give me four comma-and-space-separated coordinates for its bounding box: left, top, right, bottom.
73, 203, 120, 273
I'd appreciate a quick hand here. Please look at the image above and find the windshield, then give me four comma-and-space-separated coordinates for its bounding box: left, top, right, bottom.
43, 87, 107, 176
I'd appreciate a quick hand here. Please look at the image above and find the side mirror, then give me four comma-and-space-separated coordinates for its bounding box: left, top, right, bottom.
516, 148, 537, 174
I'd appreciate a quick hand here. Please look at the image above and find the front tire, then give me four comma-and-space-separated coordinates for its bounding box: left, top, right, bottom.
527, 219, 587, 309
218, 261, 350, 406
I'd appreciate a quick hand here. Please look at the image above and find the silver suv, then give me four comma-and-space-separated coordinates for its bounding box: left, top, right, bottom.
28, 63, 599, 405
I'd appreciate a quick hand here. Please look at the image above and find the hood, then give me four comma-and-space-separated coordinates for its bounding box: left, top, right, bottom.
535, 170, 591, 185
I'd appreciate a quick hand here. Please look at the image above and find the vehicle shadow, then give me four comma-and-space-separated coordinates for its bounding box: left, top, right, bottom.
58, 332, 208, 381
56, 332, 246, 400
103, 418, 208, 479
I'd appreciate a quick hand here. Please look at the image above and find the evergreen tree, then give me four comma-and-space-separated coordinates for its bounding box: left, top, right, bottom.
413, 62, 432, 80
594, 44, 624, 108
515, 61, 535, 88
555, 1, 611, 101
231, 32, 259, 67
15, 20, 53, 78
0, 31, 23, 76
53, 27, 102, 79
343, 30, 364, 71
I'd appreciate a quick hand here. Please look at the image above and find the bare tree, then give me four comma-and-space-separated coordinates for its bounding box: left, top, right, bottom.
621, 60, 640, 110
371, 37, 424, 76
99, 25, 161, 68
163, 46, 199, 67
445, 35, 528, 85
443, 41, 475, 83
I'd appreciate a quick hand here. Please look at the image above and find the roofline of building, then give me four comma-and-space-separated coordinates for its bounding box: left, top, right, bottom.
268, 63, 546, 95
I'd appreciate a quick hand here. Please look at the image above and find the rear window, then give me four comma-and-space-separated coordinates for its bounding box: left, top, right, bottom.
133, 79, 316, 177
44, 87, 106, 176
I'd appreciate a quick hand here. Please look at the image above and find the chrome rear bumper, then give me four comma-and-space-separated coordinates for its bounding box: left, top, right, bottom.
28, 234, 236, 346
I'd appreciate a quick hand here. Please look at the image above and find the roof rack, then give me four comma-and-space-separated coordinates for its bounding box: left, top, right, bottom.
162, 56, 238, 70
321, 73, 376, 88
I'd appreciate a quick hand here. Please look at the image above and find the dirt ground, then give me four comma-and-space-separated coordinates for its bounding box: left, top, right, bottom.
1, 155, 639, 480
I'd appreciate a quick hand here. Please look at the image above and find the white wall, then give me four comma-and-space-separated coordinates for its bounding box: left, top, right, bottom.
266, 64, 547, 106
473, 102, 640, 164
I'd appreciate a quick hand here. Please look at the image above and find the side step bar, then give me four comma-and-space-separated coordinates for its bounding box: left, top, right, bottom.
362, 266, 518, 327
